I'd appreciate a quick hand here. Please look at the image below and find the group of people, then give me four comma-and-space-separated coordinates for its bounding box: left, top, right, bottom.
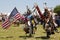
1, 4, 59, 38
23, 4, 59, 38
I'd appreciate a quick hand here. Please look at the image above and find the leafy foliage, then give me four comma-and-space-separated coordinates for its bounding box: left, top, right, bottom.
54, 5, 60, 16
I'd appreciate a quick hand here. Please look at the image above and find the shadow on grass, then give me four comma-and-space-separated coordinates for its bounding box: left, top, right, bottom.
35, 36, 50, 40
19, 36, 33, 39
6, 36, 13, 38
0, 36, 13, 39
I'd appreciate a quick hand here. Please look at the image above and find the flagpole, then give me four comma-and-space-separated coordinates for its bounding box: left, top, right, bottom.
43, 2, 48, 9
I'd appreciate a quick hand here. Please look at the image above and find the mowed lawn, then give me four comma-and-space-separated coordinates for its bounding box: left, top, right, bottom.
0, 22, 60, 40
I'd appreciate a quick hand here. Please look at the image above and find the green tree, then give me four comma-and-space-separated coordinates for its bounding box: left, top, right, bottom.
54, 5, 60, 16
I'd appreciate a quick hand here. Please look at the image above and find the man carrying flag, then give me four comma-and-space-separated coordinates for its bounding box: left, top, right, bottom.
33, 3, 51, 38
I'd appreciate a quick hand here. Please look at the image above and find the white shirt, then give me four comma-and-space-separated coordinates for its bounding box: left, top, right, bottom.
50, 12, 55, 20
28, 21, 31, 26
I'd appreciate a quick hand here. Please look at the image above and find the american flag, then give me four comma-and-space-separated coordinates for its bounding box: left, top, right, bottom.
2, 19, 10, 29
2, 7, 21, 29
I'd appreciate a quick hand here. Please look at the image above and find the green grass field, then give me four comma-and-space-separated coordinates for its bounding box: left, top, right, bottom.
0, 22, 60, 40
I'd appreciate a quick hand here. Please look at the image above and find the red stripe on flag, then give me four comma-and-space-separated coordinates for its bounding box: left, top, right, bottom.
2, 19, 8, 27
35, 5, 45, 19
2, 19, 10, 29
3, 23, 10, 29
14, 13, 21, 20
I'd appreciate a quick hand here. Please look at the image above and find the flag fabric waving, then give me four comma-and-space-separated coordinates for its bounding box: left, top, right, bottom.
34, 4, 45, 20
2, 19, 10, 29
2, 7, 21, 29
9, 7, 21, 22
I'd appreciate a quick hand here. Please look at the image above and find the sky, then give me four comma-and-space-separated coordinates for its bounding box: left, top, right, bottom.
0, 0, 60, 14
